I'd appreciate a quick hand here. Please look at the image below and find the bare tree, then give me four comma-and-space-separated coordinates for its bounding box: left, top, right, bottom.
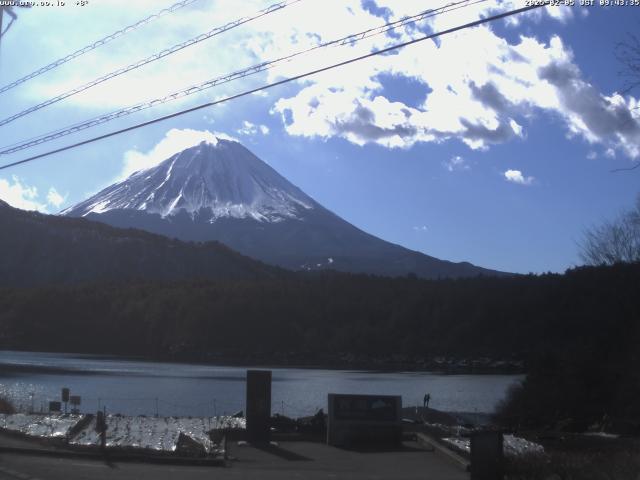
609, 31, 640, 174
580, 196, 640, 266
616, 32, 640, 95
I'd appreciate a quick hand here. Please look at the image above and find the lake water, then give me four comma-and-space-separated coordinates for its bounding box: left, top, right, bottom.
0, 351, 523, 417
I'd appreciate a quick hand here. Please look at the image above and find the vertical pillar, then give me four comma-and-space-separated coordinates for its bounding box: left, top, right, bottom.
246, 370, 271, 443
470, 430, 504, 480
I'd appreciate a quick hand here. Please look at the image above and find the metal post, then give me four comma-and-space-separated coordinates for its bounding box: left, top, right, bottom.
101, 405, 107, 451
0, 9, 4, 49
155, 398, 158, 417
246, 370, 272, 443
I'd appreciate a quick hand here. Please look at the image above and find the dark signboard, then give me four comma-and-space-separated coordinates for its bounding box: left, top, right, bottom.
333, 394, 399, 422
327, 393, 402, 447
246, 370, 272, 443
70, 395, 81, 406
49, 401, 62, 412
61, 388, 70, 403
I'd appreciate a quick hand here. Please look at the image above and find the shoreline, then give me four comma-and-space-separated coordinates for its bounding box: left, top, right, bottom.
0, 348, 527, 375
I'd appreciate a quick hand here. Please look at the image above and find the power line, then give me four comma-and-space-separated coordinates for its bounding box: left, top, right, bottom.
611, 163, 640, 173
0, 0, 302, 127
0, 2, 548, 172
0, 0, 202, 95
0, 0, 477, 155
0, 0, 484, 155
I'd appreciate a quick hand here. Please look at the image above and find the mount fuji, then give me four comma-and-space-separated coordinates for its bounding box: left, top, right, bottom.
63, 138, 503, 278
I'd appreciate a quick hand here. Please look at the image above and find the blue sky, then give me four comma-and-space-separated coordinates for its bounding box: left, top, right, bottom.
0, 0, 638, 274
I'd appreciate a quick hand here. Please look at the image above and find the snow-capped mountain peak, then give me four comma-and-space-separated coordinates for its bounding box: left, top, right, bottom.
63, 139, 315, 223
63, 136, 504, 279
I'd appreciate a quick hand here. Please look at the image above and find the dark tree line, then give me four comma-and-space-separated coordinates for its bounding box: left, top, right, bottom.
1, 262, 639, 428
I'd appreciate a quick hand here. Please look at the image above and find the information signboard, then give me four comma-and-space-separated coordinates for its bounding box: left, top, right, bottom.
327, 393, 402, 447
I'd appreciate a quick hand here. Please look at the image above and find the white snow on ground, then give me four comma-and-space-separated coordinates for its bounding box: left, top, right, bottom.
0, 413, 83, 438
70, 415, 244, 452
442, 434, 545, 458
0, 413, 245, 455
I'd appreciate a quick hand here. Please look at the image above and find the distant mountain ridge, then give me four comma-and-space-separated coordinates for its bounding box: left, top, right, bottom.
0, 200, 279, 287
64, 138, 506, 279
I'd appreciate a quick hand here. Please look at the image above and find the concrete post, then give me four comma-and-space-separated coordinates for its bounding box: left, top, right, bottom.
470, 430, 504, 480
246, 370, 272, 443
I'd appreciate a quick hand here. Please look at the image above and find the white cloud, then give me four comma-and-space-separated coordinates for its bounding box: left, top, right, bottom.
12, 0, 277, 110
538, 64, 640, 158
0, 176, 47, 212
8, 1, 562, 113
504, 169, 534, 186
238, 121, 270, 136
120, 128, 238, 180
586, 151, 597, 160
267, 2, 639, 158
272, 25, 567, 150
9, 0, 637, 162
413, 225, 428, 232
47, 187, 66, 209
443, 155, 470, 172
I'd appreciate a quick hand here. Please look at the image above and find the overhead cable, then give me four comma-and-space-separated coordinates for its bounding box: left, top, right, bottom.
0, 0, 302, 126
0, 0, 484, 155
0, 2, 548, 172
0, 0, 203, 95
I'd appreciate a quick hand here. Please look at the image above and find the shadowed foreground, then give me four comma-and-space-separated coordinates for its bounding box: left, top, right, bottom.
0, 435, 466, 480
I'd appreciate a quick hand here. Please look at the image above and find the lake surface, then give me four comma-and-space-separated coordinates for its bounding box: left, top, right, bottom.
0, 351, 523, 417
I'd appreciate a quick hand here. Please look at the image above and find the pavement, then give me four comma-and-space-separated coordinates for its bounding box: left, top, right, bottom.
0, 437, 469, 480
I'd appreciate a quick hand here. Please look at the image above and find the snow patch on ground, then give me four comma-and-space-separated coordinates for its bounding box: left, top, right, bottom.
442, 434, 545, 458
70, 415, 243, 452
0, 413, 245, 455
0, 413, 83, 438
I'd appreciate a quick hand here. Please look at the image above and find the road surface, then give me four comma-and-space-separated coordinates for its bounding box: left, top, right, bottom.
0, 439, 468, 479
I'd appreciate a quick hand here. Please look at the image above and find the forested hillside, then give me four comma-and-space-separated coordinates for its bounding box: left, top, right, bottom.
1, 263, 637, 365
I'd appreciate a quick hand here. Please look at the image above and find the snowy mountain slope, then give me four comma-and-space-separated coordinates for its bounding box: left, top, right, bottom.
64, 138, 506, 279
64, 139, 314, 222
